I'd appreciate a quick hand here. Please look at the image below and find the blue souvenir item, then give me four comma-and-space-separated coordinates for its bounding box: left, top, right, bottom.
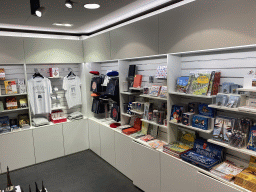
181, 139, 224, 170
0, 116, 11, 133
107, 71, 119, 76
247, 126, 256, 151
176, 77, 189, 93
192, 115, 210, 130
198, 103, 215, 117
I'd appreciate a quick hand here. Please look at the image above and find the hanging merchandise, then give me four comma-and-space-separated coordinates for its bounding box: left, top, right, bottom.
90, 76, 104, 93
91, 98, 105, 114
110, 103, 120, 122
63, 70, 82, 109
27, 70, 52, 115
105, 77, 119, 102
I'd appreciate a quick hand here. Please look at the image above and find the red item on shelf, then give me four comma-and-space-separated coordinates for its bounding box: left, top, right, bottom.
133, 74, 142, 88
89, 71, 100, 75
110, 123, 121, 128
211, 72, 221, 95
51, 118, 67, 124
122, 127, 139, 135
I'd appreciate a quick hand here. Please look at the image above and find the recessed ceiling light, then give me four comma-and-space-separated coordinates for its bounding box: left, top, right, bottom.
84, 4, 100, 9
53, 23, 73, 27
65, 0, 73, 8
35, 7, 45, 17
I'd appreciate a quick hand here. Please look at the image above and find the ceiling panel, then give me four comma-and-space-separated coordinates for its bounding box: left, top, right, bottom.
0, 0, 175, 34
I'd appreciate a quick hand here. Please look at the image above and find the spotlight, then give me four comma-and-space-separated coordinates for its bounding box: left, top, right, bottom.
84, 4, 100, 9
35, 7, 45, 17
65, 0, 73, 8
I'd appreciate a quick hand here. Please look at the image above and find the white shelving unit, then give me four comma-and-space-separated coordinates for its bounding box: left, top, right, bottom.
130, 110, 144, 115
170, 92, 216, 99
121, 113, 133, 118
140, 94, 167, 101
169, 121, 214, 134
0, 93, 27, 98
141, 119, 167, 130
0, 107, 29, 114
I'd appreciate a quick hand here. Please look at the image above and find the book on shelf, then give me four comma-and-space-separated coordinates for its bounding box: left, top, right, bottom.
186, 71, 211, 95
6, 97, 18, 110
4, 80, 17, 95
0, 68, 5, 80
133, 74, 142, 88
148, 140, 167, 150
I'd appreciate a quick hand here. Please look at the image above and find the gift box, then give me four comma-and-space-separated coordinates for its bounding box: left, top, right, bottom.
198, 103, 215, 117
182, 112, 194, 126
181, 139, 224, 170
192, 115, 211, 130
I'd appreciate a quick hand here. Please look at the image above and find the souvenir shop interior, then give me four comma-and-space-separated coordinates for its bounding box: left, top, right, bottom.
0, 0, 256, 191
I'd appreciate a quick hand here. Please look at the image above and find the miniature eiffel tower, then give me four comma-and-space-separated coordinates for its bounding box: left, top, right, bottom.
20, 186, 25, 192
35, 182, 40, 192
5, 166, 15, 192
248, 132, 254, 147
41, 181, 46, 192
29, 185, 32, 192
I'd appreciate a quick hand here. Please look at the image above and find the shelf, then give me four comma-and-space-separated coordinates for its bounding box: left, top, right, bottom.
121, 113, 133, 117
130, 110, 144, 115
169, 121, 214, 134
48, 76, 63, 79
129, 87, 143, 91
140, 94, 167, 101
207, 139, 256, 157
209, 104, 256, 115
120, 92, 140, 95
169, 92, 216, 98
0, 107, 29, 114
51, 106, 65, 111
0, 93, 27, 98
237, 87, 256, 92
140, 119, 167, 130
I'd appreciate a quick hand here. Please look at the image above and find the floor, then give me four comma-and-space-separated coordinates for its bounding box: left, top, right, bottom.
0, 150, 143, 192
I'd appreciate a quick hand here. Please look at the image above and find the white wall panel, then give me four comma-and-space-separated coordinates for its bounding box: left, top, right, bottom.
0, 130, 35, 172
110, 15, 158, 59
99, 124, 115, 167
88, 119, 101, 156
62, 119, 89, 155
0, 36, 24, 64
83, 32, 111, 63
24, 38, 83, 63
33, 124, 64, 163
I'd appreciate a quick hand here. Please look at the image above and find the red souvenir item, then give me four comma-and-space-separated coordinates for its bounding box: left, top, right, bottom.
133, 74, 142, 88
89, 71, 100, 75
110, 123, 121, 128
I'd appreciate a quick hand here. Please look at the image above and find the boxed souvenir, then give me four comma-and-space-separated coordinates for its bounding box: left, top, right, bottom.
247, 125, 256, 151
170, 105, 185, 123
211, 71, 221, 95
216, 94, 229, 106
148, 140, 167, 150
139, 135, 155, 142
206, 71, 216, 96
155, 66, 167, 79
188, 102, 200, 113
19, 98, 27, 108
181, 139, 224, 170
6, 97, 18, 110
141, 121, 149, 135
143, 87, 149, 95
133, 74, 142, 88
143, 102, 150, 120
221, 82, 234, 94
159, 86, 168, 98
192, 115, 211, 130
210, 161, 244, 181
18, 114, 30, 128
176, 77, 189, 93
49, 67, 59, 77
0, 68, 5, 80
163, 128, 195, 158
0, 116, 10, 133
10, 119, 18, 130
0, 101, 4, 112
198, 103, 215, 117
147, 124, 158, 138
212, 117, 235, 143
190, 71, 211, 95
182, 112, 194, 126
149, 85, 161, 97
4, 80, 17, 94
230, 84, 242, 94
50, 110, 67, 124
226, 95, 241, 108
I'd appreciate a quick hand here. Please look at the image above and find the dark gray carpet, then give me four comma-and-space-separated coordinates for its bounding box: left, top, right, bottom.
0, 150, 143, 192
